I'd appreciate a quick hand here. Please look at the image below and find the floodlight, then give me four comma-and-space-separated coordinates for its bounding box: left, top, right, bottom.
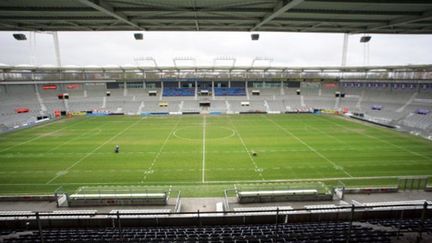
134, 33, 143, 40
251, 34, 259, 41
13, 33, 27, 40
360, 36, 371, 43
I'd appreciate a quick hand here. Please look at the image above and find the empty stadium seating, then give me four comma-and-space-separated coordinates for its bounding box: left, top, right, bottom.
214, 87, 246, 96
163, 88, 195, 97
1, 221, 397, 243
1, 81, 432, 138
368, 218, 432, 233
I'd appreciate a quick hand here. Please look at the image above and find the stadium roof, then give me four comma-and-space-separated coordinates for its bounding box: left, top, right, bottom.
0, 0, 432, 33
1, 64, 431, 72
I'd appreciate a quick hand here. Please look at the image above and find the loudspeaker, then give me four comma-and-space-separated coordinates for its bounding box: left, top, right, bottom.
13, 33, 27, 40
360, 36, 371, 43
134, 33, 143, 40
251, 34, 259, 40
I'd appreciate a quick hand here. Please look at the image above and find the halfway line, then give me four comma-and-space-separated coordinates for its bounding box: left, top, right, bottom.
202, 115, 206, 183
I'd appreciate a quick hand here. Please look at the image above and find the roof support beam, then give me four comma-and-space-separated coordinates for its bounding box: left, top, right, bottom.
192, 0, 199, 31
64, 21, 93, 31
202, 1, 271, 11
0, 7, 426, 17
300, 23, 324, 32
0, 22, 29, 30
365, 9, 432, 31
307, 0, 431, 4
77, 0, 142, 30
251, 0, 304, 31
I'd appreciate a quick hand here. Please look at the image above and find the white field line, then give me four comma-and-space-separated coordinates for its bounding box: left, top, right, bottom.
47, 126, 105, 153
202, 115, 206, 183
0, 118, 89, 153
305, 125, 347, 146
229, 117, 265, 180
320, 115, 432, 161
141, 118, 181, 182
264, 115, 353, 178
0, 118, 64, 143
46, 119, 142, 184
3, 174, 430, 186
1, 146, 417, 158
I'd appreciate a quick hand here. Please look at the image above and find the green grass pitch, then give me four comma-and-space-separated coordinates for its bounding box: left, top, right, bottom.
0, 114, 431, 197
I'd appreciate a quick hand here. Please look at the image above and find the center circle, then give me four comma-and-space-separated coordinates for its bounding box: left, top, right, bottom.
174, 126, 235, 140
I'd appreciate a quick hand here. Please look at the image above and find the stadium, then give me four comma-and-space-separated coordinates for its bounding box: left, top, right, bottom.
0, 0, 432, 242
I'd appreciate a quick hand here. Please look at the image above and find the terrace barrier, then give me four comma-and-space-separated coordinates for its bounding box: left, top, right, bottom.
0, 195, 56, 202
0, 202, 430, 230
344, 187, 399, 194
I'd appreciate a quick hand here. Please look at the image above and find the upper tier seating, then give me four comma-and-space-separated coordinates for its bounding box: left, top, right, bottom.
163, 88, 195, 97
214, 87, 246, 96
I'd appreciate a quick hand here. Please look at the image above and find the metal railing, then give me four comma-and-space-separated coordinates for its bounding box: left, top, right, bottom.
1, 202, 431, 243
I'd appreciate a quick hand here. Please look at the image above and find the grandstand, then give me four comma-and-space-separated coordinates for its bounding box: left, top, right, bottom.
1, 65, 431, 138
1, 65, 432, 243
1, 0, 432, 242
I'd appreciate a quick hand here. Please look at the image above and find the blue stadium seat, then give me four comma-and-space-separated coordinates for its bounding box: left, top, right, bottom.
214, 87, 246, 96
162, 88, 195, 96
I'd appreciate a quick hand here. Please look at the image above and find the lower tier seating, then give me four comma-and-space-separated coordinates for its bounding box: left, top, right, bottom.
3, 221, 397, 243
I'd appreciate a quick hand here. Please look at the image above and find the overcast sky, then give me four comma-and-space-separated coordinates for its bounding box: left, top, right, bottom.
0, 31, 432, 67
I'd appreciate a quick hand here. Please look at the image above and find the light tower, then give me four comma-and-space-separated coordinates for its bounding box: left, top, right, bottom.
360, 35, 372, 66
12, 32, 62, 67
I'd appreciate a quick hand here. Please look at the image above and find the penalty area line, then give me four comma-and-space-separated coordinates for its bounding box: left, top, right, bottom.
0, 118, 88, 153
264, 115, 353, 178
228, 117, 265, 181
141, 118, 181, 182
45, 119, 142, 185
